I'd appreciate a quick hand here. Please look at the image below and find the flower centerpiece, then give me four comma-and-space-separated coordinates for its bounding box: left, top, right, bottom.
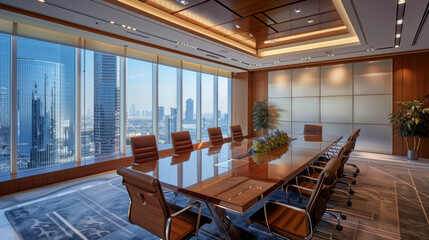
249, 130, 289, 154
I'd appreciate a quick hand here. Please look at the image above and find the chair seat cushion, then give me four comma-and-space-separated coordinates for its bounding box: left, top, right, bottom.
168, 203, 211, 240
249, 202, 310, 240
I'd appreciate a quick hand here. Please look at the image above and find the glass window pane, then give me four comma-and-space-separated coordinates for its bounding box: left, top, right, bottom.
321, 64, 352, 96
269, 70, 291, 98
354, 59, 392, 95
218, 76, 230, 137
354, 124, 392, 154
354, 95, 392, 124
201, 73, 214, 141
292, 97, 320, 122
126, 58, 153, 150
269, 98, 291, 121
17, 37, 76, 170
182, 70, 197, 141
81, 50, 94, 159
292, 67, 320, 97
0, 33, 10, 173
321, 96, 352, 123
158, 64, 178, 148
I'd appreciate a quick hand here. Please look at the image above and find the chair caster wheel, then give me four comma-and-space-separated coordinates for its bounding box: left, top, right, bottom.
347, 201, 352, 206
297, 197, 302, 203
353, 173, 358, 177
352, 180, 356, 185
350, 189, 355, 194
356, 169, 360, 173
336, 225, 343, 231
341, 214, 347, 220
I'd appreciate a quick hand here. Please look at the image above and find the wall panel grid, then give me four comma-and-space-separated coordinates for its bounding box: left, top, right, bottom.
268, 59, 393, 154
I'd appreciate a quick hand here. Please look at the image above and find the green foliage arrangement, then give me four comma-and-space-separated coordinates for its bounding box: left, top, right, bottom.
252, 100, 269, 131
389, 95, 429, 151
250, 130, 289, 154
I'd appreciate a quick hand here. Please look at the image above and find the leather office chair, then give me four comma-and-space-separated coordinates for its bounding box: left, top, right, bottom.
230, 125, 244, 141
304, 124, 322, 135
117, 167, 211, 240
130, 135, 159, 164
248, 158, 338, 240
208, 127, 224, 146
171, 131, 194, 155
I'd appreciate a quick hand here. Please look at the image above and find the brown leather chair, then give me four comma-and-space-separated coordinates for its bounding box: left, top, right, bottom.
248, 158, 338, 240
117, 167, 211, 240
304, 124, 322, 135
130, 135, 159, 164
208, 127, 224, 146
171, 131, 194, 155
230, 125, 244, 141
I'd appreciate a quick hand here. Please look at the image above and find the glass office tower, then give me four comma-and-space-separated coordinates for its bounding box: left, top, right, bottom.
0, 33, 10, 173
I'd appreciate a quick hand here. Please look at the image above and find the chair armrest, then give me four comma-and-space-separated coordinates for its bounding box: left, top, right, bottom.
167, 202, 202, 238
263, 200, 313, 239
309, 165, 325, 171
297, 175, 318, 183
287, 184, 315, 193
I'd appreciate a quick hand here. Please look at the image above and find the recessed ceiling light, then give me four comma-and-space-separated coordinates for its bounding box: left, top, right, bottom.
307, 19, 314, 24
395, 45, 399, 48
398, 0, 405, 4
397, 19, 403, 24
293, 8, 301, 13
176, 0, 188, 5
271, 40, 276, 43
248, 33, 254, 37
37, 0, 46, 2
132, 28, 137, 31
235, 24, 241, 28
127, 26, 132, 29
396, 33, 401, 38
110, 21, 116, 24
121, 25, 126, 28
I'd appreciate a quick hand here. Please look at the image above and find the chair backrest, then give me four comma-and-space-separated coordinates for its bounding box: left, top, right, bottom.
208, 127, 224, 146
350, 129, 360, 151
117, 167, 170, 239
337, 141, 353, 175
306, 157, 338, 227
171, 131, 194, 154
230, 125, 244, 141
130, 135, 159, 164
304, 124, 323, 135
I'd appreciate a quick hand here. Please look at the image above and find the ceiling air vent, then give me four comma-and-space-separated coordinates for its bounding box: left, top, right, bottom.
206, 54, 220, 59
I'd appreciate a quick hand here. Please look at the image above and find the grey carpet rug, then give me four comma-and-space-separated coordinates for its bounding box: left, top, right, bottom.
4, 153, 429, 239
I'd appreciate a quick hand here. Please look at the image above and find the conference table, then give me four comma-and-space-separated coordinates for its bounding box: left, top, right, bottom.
131, 135, 342, 240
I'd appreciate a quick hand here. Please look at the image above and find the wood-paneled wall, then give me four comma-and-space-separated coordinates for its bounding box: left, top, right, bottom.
232, 72, 250, 136
248, 51, 429, 158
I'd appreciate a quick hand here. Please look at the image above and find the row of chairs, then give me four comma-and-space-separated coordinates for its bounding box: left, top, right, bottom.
130, 125, 244, 164
247, 128, 361, 239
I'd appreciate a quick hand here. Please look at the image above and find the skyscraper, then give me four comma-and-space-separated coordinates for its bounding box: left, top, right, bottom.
0, 33, 10, 173
158, 106, 164, 122
166, 116, 176, 143
185, 98, 193, 122
94, 52, 120, 157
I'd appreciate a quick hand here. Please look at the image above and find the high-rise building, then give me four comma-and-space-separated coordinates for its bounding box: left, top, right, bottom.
166, 115, 176, 143
171, 107, 177, 117
158, 106, 164, 122
185, 98, 193, 122
0, 33, 10, 173
94, 52, 120, 157
131, 104, 136, 116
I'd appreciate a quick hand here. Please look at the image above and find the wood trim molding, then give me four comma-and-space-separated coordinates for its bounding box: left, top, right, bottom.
0, 3, 248, 72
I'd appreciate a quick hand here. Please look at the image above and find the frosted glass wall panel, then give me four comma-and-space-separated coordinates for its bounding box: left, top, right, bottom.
322, 123, 353, 143
276, 121, 292, 135
292, 67, 320, 97
292, 97, 319, 122
269, 98, 291, 121
292, 122, 320, 136
321, 96, 352, 123
268, 70, 291, 98
354, 95, 392, 124
321, 64, 352, 96
354, 124, 392, 154
354, 59, 392, 95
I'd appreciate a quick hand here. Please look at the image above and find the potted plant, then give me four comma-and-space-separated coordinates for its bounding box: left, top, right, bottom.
252, 99, 280, 135
389, 95, 429, 160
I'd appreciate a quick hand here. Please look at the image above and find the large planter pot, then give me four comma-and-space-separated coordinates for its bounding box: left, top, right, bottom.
407, 150, 419, 160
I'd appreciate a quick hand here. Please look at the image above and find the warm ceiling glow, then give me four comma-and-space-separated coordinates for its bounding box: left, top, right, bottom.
264, 26, 347, 44
37, 0, 46, 2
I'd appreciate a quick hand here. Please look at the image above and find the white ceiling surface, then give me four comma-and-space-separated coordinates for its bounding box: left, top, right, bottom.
0, 0, 428, 71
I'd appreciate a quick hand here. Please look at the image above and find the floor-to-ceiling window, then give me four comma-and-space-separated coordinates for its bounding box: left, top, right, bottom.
81, 50, 121, 159
201, 73, 214, 141
17, 37, 76, 170
182, 69, 197, 141
126, 58, 153, 149
0, 33, 10, 173
218, 76, 231, 137
158, 64, 179, 148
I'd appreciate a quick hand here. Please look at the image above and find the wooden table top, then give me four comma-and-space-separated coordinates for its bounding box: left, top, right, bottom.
131, 135, 342, 213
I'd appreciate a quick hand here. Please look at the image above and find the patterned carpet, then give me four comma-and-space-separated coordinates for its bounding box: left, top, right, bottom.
3, 152, 429, 240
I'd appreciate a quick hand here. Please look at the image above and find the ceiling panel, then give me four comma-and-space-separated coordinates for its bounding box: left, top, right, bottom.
253, 13, 276, 25
217, 0, 299, 17
143, 0, 207, 14
209, 16, 267, 36
173, 1, 240, 28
